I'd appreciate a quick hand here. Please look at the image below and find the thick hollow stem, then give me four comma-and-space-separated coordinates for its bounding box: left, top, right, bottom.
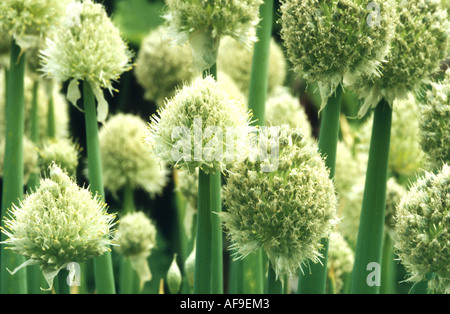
210, 171, 223, 294
297, 84, 343, 294
1, 39, 27, 294
193, 170, 212, 294
83, 81, 116, 294
349, 99, 392, 294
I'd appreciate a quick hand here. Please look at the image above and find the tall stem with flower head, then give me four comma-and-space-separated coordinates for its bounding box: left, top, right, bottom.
0, 39, 27, 294
297, 84, 343, 294
83, 81, 116, 294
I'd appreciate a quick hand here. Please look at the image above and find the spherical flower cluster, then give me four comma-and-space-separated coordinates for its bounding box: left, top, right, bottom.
147, 76, 253, 175
99, 113, 168, 197
0, 136, 38, 186
327, 232, 354, 294
265, 87, 312, 138
355, 93, 425, 179
217, 37, 286, 97
221, 124, 338, 277
115, 211, 157, 288
134, 26, 196, 107
0, 0, 71, 50
163, 0, 262, 70
419, 69, 450, 170
394, 164, 450, 294
40, 0, 134, 123
39, 137, 80, 178
349, 0, 449, 117
280, 0, 396, 110
1, 163, 116, 290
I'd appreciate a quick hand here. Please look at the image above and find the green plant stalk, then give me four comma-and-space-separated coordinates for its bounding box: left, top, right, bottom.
265, 261, 282, 294
197, 64, 223, 294
380, 233, 396, 294
119, 182, 137, 293
1, 39, 28, 294
47, 94, 56, 138
210, 171, 223, 294
228, 257, 243, 293
350, 99, 392, 294
193, 170, 212, 294
239, 0, 274, 295
297, 84, 343, 294
26, 79, 46, 294
83, 81, 116, 294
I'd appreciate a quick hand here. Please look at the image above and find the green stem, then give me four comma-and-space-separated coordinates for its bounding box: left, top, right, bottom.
247, 0, 273, 124
242, 250, 265, 294
83, 81, 116, 294
47, 93, 56, 138
210, 171, 223, 294
122, 182, 136, 214
239, 0, 273, 294
119, 256, 135, 294
349, 99, 392, 294
297, 84, 343, 294
265, 261, 282, 294
1, 39, 27, 294
26, 80, 45, 294
119, 183, 138, 293
228, 257, 243, 294
193, 170, 212, 294
201, 63, 222, 294
380, 233, 396, 294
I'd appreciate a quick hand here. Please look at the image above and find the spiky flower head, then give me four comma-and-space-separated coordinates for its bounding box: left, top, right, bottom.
163, 0, 263, 70
355, 93, 426, 179
147, 76, 254, 175
217, 36, 287, 97
1, 163, 116, 290
221, 124, 338, 277
0, 0, 71, 51
134, 26, 196, 107
39, 137, 80, 178
349, 0, 449, 117
0, 136, 38, 186
394, 164, 450, 294
99, 113, 168, 197
280, 0, 396, 111
40, 0, 134, 123
419, 69, 450, 170
265, 87, 312, 138
327, 232, 354, 294
115, 211, 157, 289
